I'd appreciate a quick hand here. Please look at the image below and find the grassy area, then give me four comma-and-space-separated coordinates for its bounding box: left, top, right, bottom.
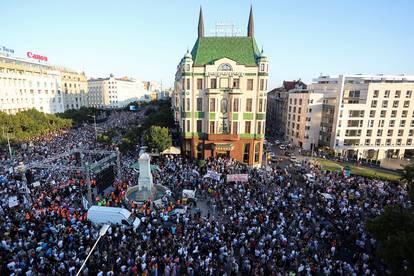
314, 158, 401, 181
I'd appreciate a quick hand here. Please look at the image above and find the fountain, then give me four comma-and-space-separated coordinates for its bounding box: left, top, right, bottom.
126, 149, 167, 206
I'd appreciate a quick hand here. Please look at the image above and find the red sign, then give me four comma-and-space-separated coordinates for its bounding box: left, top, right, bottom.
27, 51, 48, 62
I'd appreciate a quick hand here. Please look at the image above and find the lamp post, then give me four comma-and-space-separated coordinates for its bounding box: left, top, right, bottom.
76, 224, 110, 276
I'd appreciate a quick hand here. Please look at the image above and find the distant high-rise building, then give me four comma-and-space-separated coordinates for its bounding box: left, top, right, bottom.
172, 7, 269, 166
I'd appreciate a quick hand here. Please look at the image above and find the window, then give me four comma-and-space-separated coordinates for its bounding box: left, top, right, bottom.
299, 99, 303, 105
386, 139, 391, 146
382, 100, 388, 108
402, 110, 408, 118
257, 121, 262, 134
371, 100, 377, 108
349, 90, 360, 98
377, 129, 383, 136
246, 98, 253, 112
209, 121, 215, 133
260, 64, 265, 71
210, 78, 217, 89
380, 110, 386, 118
410, 129, 414, 136
369, 110, 376, 117
365, 139, 370, 146
378, 120, 384, 127
260, 79, 265, 91
209, 98, 216, 112
232, 122, 238, 134
197, 79, 203, 90
259, 99, 263, 112
375, 139, 381, 146
196, 120, 202, 132
254, 143, 260, 163
220, 78, 229, 88
186, 79, 190, 90
196, 98, 202, 111
366, 130, 372, 136
404, 101, 410, 108
411, 120, 414, 127
398, 129, 404, 136
309, 108, 312, 113
219, 63, 232, 71
182, 119, 186, 132
186, 98, 190, 111
387, 130, 393, 137
395, 90, 401, 98
400, 120, 406, 127
294, 99, 297, 105
407, 139, 412, 145
247, 79, 254, 90
393, 101, 399, 108
232, 79, 240, 89
243, 143, 250, 163
373, 90, 379, 98
245, 121, 251, 133
186, 120, 190, 132
233, 98, 239, 112
389, 120, 395, 127
384, 90, 390, 98
391, 110, 397, 118
406, 90, 412, 98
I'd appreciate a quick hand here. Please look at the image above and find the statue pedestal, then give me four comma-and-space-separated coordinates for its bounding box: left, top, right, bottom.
137, 153, 153, 193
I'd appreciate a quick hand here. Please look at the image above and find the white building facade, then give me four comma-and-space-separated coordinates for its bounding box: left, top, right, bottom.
285, 89, 323, 150
310, 74, 414, 160
88, 75, 148, 108
0, 55, 64, 114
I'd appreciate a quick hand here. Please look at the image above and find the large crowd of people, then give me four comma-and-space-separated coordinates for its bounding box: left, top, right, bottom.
0, 110, 411, 275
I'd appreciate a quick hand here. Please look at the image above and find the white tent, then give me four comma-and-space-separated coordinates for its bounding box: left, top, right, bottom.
161, 146, 181, 155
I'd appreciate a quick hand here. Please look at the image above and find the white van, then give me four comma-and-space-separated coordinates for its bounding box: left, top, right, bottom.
87, 206, 140, 230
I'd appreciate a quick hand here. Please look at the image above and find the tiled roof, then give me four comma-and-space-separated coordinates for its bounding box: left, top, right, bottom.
191, 37, 260, 66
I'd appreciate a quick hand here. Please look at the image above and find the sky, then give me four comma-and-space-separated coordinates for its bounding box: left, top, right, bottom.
2, 0, 414, 89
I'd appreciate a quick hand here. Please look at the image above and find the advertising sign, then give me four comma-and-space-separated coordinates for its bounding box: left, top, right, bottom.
27, 51, 48, 62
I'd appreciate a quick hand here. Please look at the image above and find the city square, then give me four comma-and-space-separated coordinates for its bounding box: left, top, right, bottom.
1, 1, 414, 275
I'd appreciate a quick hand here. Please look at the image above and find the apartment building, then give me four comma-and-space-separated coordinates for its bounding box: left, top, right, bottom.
58, 69, 88, 110
88, 75, 148, 108
172, 7, 268, 166
267, 80, 306, 138
285, 89, 323, 150
310, 74, 414, 160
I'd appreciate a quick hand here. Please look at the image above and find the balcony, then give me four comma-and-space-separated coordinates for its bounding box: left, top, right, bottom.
229, 88, 242, 94
205, 88, 220, 95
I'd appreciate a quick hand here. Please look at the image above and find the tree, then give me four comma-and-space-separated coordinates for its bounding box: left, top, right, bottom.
143, 126, 171, 153
401, 163, 414, 205
366, 206, 414, 274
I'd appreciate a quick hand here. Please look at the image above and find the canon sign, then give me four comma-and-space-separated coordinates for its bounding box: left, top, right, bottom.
27, 51, 48, 62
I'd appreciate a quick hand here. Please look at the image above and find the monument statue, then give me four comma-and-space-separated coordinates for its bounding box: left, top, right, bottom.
137, 152, 153, 193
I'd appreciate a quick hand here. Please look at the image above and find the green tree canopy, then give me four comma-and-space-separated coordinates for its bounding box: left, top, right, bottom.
143, 126, 171, 153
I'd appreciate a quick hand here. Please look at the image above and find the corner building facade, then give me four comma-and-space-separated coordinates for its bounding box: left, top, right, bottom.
173, 8, 268, 166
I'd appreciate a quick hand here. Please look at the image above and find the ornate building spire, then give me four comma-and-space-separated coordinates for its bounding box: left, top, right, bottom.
247, 5, 254, 37
198, 6, 204, 38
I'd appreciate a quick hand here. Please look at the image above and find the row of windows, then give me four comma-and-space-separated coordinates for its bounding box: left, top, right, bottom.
344, 109, 414, 118
181, 97, 267, 113
182, 120, 265, 135
372, 90, 412, 99
345, 119, 414, 128
341, 129, 410, 137
343, 138, 413, 146
371, 100, 412, 108
0, 78, 55, 88
0, 89, 59, 95
0, 97, 62, 104
181, 78, 268, 91
289, 98, 303, 105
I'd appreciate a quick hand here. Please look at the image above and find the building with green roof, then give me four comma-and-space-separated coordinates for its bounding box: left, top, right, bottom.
172, 6, 269, 166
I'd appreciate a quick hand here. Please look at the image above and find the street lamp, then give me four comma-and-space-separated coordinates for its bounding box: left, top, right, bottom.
76, 224, 110, 276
